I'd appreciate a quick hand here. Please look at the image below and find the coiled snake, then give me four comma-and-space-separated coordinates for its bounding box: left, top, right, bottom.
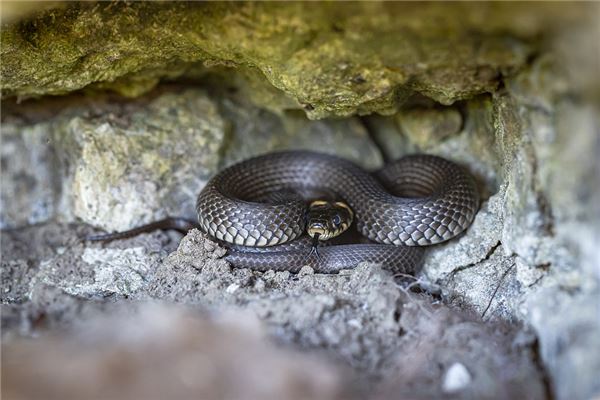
88, 150, 478, 274
195, 151, 479, 274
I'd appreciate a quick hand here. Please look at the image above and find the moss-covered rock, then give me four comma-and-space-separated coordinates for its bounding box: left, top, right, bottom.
1, 2, 591, 118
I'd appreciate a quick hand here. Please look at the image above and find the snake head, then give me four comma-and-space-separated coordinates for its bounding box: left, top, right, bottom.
306, 200, 354, 241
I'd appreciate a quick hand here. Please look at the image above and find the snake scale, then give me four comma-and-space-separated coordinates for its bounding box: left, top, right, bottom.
196, 150, 479, 274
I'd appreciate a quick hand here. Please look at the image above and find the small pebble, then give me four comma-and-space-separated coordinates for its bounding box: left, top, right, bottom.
347, 319, 362, 329
442, 362, 472, 393
225, 283, 240, 294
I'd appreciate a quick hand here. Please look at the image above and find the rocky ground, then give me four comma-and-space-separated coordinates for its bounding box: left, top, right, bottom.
2, 3, 599, 400
2, 224, 548, 399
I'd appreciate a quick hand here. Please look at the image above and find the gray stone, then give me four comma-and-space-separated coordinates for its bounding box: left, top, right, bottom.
1, 89, 227, 231
366, 99, 499, 192
504, 89, 600, 400
0, 121, 59, 228
59, 90, 226, 231
218, 95, 383, 170
1, 222, 172, 306
1, 222, 86, 304
1, 259, 33, 304
1, 88, 382, 233
396, 107, 463, 149
363, 48, 599, 399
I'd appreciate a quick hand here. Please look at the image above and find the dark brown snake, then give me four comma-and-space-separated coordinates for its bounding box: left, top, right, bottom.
195, 150, 479, 274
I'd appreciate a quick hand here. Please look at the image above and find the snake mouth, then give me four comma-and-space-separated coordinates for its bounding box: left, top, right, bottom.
307, 225, 334, 241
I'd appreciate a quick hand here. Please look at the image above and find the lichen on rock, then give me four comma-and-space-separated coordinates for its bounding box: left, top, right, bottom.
1, 2, 593, 118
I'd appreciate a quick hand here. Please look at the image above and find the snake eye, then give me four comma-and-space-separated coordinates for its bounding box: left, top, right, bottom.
332, 215, 341, 226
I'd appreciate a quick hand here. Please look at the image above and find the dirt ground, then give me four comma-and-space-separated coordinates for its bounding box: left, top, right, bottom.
2, 222, 548, 399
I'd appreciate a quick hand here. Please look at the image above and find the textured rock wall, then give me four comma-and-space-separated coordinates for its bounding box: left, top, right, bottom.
1, 2, 593, 118
1, 87, 382, 230
1, 3, 599, 400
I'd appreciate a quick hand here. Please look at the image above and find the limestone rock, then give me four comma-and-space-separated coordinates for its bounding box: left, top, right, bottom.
361, 40, 599, 398
61, 90, 226, 231
396, 107, 463, 149
0, 122, 58, 228
2, 3, 593, 118
1, 88, 382, 231
0, 90, 226, 230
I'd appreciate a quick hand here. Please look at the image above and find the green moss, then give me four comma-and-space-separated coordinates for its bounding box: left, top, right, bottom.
0, 2, 592, 118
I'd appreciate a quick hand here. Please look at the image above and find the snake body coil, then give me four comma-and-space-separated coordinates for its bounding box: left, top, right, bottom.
196, 151, 479, 274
